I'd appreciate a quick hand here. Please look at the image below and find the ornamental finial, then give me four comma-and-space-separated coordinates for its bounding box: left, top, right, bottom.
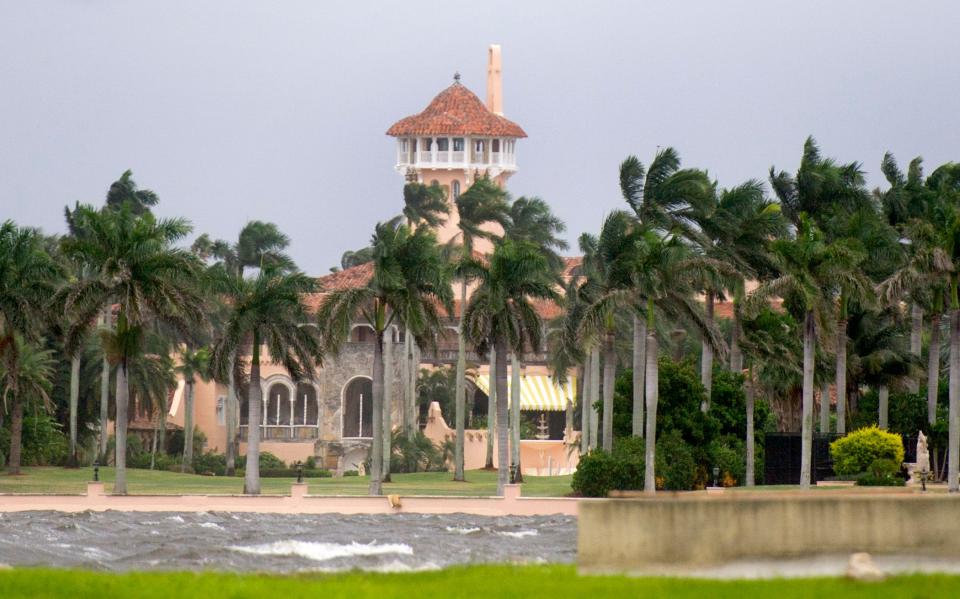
453, 71, 461, 83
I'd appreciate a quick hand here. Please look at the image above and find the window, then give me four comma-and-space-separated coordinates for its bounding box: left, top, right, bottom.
437, 138, 449, 151
452, 180, 461, 199
266, 383, 291, 426
216, 397, 226, 426
343, 377, 373, 438
474, 139, 485, 152
492, 139, 500, 152
452, 138, 464, 151
424, 138, 433, 151
295, 383, 319, 426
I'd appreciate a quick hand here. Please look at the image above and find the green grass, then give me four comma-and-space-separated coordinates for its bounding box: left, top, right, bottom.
0, 565, 957, 598
0, 467, 573, 497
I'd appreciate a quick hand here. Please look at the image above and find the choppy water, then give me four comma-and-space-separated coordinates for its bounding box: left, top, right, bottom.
0, 511, 576, 573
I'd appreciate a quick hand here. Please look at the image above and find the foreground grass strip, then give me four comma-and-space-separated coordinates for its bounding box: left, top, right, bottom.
0, 565, 957, 598
0, 467, 573, 497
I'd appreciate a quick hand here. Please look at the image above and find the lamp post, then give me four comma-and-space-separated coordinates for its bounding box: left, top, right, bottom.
296, 461, 304, 484
712, 466, 720, 488
93, 460, 100, 482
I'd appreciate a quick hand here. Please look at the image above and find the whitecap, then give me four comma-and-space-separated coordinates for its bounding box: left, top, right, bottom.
445, 526, 481, 535
227, 540, 413, 562
198, 522, 223, 530
496, 529, 539, 538
164, 515, 185, 523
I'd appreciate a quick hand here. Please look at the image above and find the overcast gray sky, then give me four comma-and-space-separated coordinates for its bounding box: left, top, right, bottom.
2, 1, 959, 273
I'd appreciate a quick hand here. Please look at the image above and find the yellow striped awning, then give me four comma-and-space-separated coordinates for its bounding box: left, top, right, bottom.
473, 375, 576, 412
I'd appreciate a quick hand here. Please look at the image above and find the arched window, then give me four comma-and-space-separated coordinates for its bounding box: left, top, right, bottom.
342, 377, 373, 438
265, 383, 290, 426
452, 180, 461, 199
350, 325, 376, 343
295, 383, 319, 426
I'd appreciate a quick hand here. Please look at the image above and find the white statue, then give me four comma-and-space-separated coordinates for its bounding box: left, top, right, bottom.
917, 431, 930, 474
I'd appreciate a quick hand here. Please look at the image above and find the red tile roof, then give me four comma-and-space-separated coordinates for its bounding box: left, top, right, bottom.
316, 262, 374, 291
386, 82, 527, 138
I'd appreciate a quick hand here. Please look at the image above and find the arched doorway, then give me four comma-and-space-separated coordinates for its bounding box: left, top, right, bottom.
342, 377, 373, 438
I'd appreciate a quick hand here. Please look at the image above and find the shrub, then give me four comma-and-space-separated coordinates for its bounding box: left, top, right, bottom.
391, 430, 447, 473
342, 470, 359, 477
655, 430, 696, 491
192, 451, 227, 476
236, 451, 286, 470
571, 449, 644, 497
830, 426, 905, 476
856, 458, 905, 487
259, 468, 332, 478
706, 435, 745, 487
128, 451, 178, 471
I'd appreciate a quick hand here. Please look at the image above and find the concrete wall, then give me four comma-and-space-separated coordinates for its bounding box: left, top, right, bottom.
578, 493, 960, 574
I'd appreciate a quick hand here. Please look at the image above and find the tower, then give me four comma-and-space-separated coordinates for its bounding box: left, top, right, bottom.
386, 44, 526, 245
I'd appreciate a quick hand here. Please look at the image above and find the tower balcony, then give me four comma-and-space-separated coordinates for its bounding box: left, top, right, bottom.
395, 136, 518, 172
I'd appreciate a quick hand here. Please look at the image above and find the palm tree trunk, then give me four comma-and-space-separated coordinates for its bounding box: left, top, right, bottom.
949, 306, 960, 493
589, 347, 600, 450
494, 339, 509, 496
910, 303, 923, 394
225, 354, 237, 476
244, 334, 262, 495
580, 353, 591, 453
150, 413, 158, 470
69, 354, 80, 465
602, 332, 615, 451
369, 330, 385, 496
182, 380, 194, 472
114, 360, 130, 494
454, 281, 468, 481
485, 346, 496, 469
800, 310, 815, 490
878, 385, 889, 429
701, 291, 714, 411
411, 341, 420, 429
835, 318, 848, 435
819, 378, 830, 433
510, 353, 522, 482
158, 393, 167, 455
730, 297, 744, 373
99, 307, 111, 460
7, 380, 23, 475
382, 330, 392, 483
745, 366, 755, 487
643, 330, 659, 494
404, 328, 414, 439
929, 313, 942, 426
632, 315, 646, 437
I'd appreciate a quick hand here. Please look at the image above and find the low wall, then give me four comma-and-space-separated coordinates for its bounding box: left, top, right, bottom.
578, 492, 960, 574
0, 483, 577, 517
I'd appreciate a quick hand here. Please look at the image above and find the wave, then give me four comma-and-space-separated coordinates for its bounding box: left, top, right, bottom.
496, 529, 538, 538
228, 540, 413, 562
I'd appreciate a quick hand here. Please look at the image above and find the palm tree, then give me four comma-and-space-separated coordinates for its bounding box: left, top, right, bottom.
209, 266, 319, 494
581, 218, 727, 492
746, 216, 869, 489
771, 138, 876, 433
317, 219, 452, 495
503, 197, 567, 474
0, 335, 56, 473
62, 205, 207, 494
105, 170, 160, 215
402, 182, 449, 438
693, 180, 786, 380
451, 178, 510, 482
176, 346, 211, 471
193, 220, 294, 475
0, 221, 59, 474
619, 149, 714, 429
461, 239, 560, 495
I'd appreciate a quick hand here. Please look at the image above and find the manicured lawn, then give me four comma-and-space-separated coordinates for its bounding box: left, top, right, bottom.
0, 565, 957, 598
0, 467, 573, 497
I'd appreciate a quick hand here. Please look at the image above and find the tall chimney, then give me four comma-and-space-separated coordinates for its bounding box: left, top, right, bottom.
486, 44, 503, 115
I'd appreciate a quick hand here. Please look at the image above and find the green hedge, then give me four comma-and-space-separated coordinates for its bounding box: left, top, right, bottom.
236, 468, 332, 478
571, 432, 699, 497
830, 426, 904, 476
